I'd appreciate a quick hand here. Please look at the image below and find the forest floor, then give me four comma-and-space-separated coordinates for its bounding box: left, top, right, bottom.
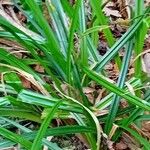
0, 0, 150, 150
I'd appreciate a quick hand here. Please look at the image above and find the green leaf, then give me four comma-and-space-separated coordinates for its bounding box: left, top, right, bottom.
95, 78, 141, 109
134, 17, 150, 80
60, 0, 73, 18
66, 0, 82, 84
119, 126, 150, 150
83, 67, 150, 111
0, 117, 31, 132
0, 127, 32, 150
90, 0, 115, 46
81, 25, 109, 37
0, 48, 43, 83
18, 90, 83, 113
31, 100, 62, 150
4, 72, 23, 92
0, 125, 95, 148
46, 0, 69, 56
0, 117, 62, 150
113, 90, 150, 140
24, 0, 67, 73
94, 7, 150, 72
105, 41, 133, 134
0, 108, 41, 123
79, 0, 88, 66
90, 0, 121, 68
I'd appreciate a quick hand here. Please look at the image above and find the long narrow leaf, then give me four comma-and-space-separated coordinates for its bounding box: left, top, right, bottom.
105, 41, 133, 134
0, 127, 32, 150
31, 101, 62, 150
119, 126, 150, 150
113, 90, 150, 140
94, 7, 150, 72
0, 125, 95, 148
83, 67, 150, 111
66, 0, 82, 84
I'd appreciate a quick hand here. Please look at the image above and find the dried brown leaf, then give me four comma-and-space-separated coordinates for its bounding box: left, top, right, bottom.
34, 64, 45, 73
115, 141, 128, 150
143, 53, 150, 76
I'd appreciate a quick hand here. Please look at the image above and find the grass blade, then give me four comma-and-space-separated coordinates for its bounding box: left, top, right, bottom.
0, 127, 32, 150
105, 41, 133, 134
95, 78, 141, 109
66, 0, 82, 84
83, 67, 150, 111
0, 117, 31, 133
119, 126, 150, 150
134, 17, 150, 80
90, 0, 121, 68
79, 0, 88, 66
82, 25, 109, 37
0, 125, 95, 148
0, 48, 43, 84
90, 0, 115, 46
46, 0, 68, 56
31, 100, 62, 150
113, 90, 150, 140
0, 108, 41, 123
94, 7, 150, 72
18, 90, 83, 113
0, 117, 62, 150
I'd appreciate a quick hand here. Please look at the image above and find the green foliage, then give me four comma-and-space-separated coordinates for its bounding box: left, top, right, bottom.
0, 0, 149, 150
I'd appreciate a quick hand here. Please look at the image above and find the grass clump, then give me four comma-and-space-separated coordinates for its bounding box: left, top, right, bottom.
0, 0, 150, 150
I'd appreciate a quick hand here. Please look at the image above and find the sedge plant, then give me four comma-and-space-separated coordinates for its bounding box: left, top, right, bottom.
0, 0, 150, 150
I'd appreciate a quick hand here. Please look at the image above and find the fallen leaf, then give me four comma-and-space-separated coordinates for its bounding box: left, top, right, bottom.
115, 141, 128, 150
20, 76, 31, 89
83, 87, 95, 94
104, 3, 122, 17
143, 53, 150, 76
34, 64, 45, 73
0, 0, 13, 5
122, 132, 141, 150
